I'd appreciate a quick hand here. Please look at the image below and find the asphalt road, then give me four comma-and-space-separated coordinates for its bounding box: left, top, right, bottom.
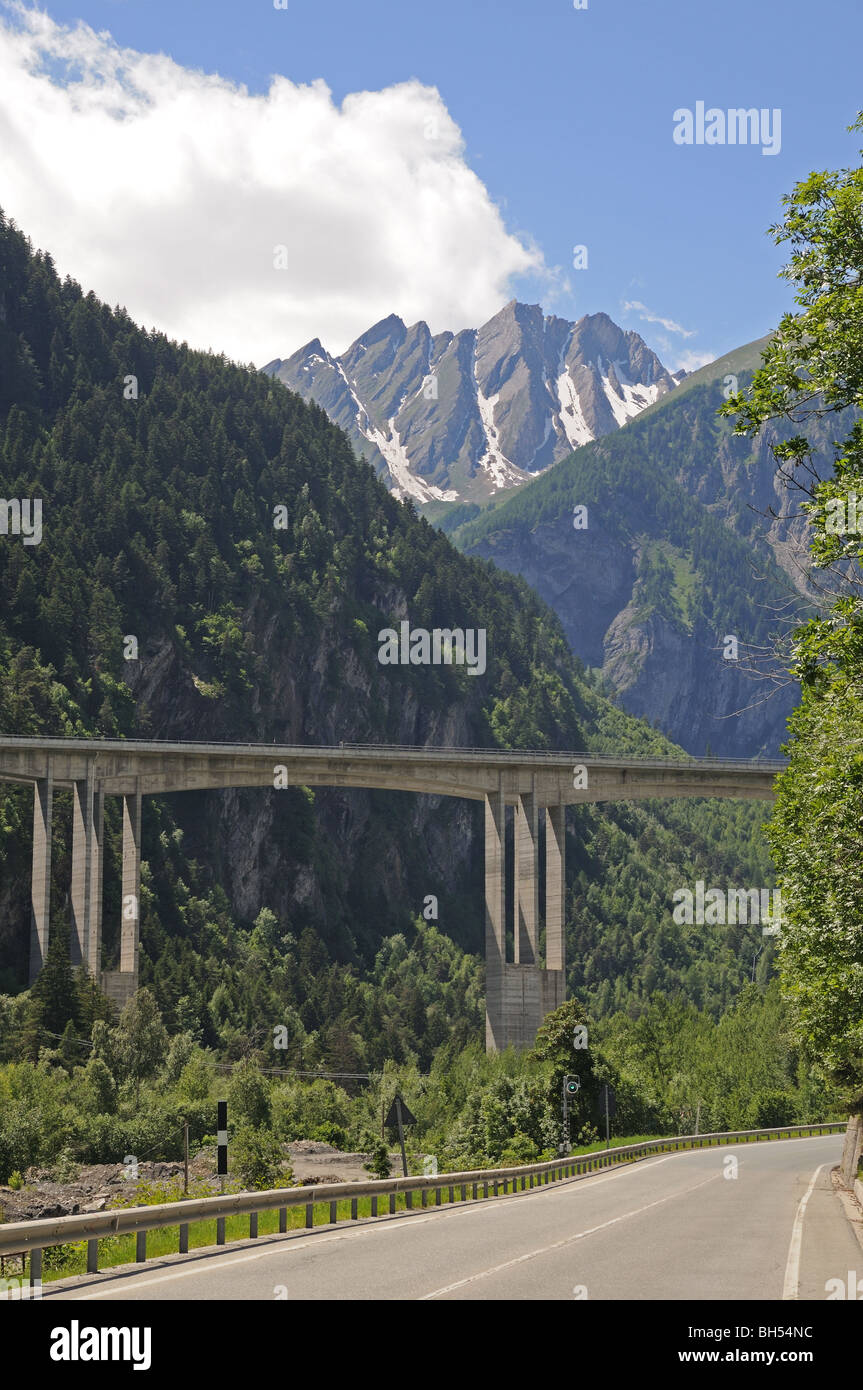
44, 1136, 858, 1301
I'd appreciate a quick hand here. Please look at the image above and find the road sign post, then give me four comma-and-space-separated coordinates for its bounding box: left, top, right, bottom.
562, 1075, 580, 1153
384, 1094, 416, 1178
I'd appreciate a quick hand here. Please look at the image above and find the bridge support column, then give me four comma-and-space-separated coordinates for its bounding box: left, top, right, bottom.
88, 790, 104, 978
29, 763, 54, 984
484, 787, 506, 1052
546, 804, 565, 973
514, 788, 538, 965
71, 766, 95, 970
543, 803, 566, 1017
486, 795, 567, 1054
119, 784, 141, 981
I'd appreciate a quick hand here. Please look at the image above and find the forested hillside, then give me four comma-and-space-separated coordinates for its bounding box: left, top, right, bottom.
449, 350, 855, 756
0, 210, 776, 1071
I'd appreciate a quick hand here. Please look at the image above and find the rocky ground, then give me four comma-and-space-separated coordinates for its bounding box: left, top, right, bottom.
0, 1143, 404, 1224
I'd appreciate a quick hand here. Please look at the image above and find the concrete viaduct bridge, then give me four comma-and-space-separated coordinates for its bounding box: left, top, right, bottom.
0, 737, 784, 1049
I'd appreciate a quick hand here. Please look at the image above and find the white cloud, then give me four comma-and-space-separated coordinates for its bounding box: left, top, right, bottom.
0, 5, 547, 363
672, 348, 717, 374
622, 299, 696, 339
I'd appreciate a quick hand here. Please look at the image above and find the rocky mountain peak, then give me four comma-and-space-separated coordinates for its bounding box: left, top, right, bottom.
263, 303, 679, 504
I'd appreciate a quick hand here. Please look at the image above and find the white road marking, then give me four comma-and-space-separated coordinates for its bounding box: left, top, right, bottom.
54, 1154, 683, 1299
418, 1171, 722, 1299
51, 1137, 836, 1301
782, 1163, 827, 1300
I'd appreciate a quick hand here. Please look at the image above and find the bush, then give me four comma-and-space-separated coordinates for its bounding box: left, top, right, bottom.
499, 1133, 539, 1166
363, 1140, 391, 1179
227, 1060, 272, 1129
310, 1122, 347, 1149
231, 1125, 289, 1190
748, 1090, 797, 1129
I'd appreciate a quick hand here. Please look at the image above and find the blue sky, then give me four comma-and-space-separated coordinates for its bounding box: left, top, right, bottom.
2, 0, 861, 370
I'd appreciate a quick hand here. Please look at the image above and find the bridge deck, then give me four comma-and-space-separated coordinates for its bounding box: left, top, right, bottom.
0, 736, 785, 802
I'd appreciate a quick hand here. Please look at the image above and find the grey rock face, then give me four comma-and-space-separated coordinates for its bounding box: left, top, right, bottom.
263, 302, 676, 504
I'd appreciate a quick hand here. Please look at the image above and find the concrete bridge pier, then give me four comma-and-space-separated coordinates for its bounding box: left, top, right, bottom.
485, 788, 566, 1052
70, 766, 95, 970
100, 783, 141, 1010
88, 789, 104, 979
515, 786, 538, 965
27, 763, 140, 1009
120, 784, 141, 975
28, 761, 54, 984
484, 787, 506, 1052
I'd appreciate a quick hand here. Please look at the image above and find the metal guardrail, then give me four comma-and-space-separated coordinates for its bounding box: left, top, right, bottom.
0, 1121, 843, 1287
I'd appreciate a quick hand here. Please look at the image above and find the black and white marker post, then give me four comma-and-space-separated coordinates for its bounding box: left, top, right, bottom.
216, 1100, 228, 1242
217, 1100, 228, 1180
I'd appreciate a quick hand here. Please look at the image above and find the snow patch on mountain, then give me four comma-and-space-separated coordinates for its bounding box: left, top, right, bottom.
599, 358, 664, 429
555, 368, 594, 449
475, 384, 524, 491
364, 417, 458, 503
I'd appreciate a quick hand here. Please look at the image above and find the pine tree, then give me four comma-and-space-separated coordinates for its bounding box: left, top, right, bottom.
28, 922, 80, 1048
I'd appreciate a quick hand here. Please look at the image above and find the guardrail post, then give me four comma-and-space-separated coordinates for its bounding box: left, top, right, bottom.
0, 1120, 837, 1282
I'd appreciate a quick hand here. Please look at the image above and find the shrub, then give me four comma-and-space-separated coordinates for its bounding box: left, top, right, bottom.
227, 1060, 272, 1129
363, 1140, 392, 1179
499, 1133, 539, 1166
310, 1122, 347, 1149
231, 1125, 289, 1190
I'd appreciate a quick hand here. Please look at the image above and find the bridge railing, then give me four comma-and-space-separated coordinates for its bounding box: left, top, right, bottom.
0, 1121, 843, 1290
